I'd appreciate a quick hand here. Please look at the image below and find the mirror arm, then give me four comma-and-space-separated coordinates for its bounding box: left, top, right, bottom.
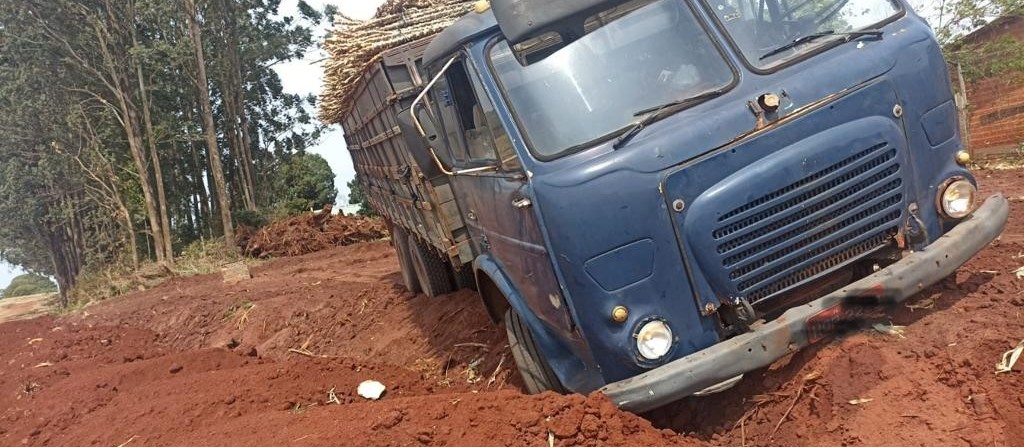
413, 56, 500, 177
411, 57, 458, 138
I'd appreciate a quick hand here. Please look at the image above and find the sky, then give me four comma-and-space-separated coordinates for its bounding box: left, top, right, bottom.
0, 1, 945, 290
275, 0, 385, 206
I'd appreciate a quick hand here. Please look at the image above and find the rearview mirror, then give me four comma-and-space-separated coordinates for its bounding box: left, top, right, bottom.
397, 109, 444, 180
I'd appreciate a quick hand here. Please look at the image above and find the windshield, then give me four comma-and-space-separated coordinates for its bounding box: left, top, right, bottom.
488, 0, 735, 159
705, 0, 902, 69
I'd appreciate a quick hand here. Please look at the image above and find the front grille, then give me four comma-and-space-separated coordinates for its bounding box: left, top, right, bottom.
712, 143, 903, 304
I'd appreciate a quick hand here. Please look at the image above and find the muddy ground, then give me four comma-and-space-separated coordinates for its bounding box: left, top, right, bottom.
2, 169, 1023, 447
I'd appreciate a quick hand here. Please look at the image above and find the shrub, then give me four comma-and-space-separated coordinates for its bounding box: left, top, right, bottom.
2, 273, 58, 298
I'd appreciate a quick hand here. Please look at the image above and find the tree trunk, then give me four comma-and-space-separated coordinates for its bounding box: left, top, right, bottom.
92, 13, 168, 265
122, 94, 167, 264
184, 106, 213, 237
238, 103, 257, 205
218, 0, 257, 211
185, 0, 235, 249
134, 48, 175, 265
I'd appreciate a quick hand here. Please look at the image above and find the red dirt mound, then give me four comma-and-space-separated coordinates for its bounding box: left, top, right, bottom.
238, 207, 387, 258
0, 316, 707, 447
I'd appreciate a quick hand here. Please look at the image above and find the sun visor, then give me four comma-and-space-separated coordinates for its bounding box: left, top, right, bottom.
490, 0, 633, 48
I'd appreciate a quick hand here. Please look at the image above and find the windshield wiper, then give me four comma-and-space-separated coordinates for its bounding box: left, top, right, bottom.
613, 90, 725, 149
759, 30, 883, 61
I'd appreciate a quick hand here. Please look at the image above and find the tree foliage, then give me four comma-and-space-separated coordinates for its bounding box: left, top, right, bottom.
347, 176, 377, 217
921, 0, 1024, 81
2, 274, 59, 299
271, 153, 338, 215
923, 0, 1024, 44
0, 0, 335, 305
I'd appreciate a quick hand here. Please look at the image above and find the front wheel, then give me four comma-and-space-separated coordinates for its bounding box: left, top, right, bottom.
505, 309, 566, 394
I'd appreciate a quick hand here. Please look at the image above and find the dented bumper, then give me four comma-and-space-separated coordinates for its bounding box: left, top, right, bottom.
600, 194, 1010, 413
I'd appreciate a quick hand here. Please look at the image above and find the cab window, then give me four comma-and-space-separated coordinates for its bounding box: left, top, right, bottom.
705, 0, 902, 69
439, 57, 521, 170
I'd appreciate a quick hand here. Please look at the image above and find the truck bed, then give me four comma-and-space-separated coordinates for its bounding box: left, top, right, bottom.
340, 37, 472, 267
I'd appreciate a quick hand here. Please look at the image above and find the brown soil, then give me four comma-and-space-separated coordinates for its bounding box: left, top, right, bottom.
2, 170, 1023, 447
0, 293, 56, 324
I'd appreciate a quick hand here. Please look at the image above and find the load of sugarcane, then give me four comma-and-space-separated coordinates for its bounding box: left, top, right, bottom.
320, 0, 476, 124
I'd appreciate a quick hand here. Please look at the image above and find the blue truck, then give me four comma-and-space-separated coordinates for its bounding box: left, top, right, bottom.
338, 0, 1010, 412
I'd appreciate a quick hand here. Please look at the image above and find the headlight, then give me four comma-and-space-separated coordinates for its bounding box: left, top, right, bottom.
940, 179, 976, 219
636, 320, 673, 361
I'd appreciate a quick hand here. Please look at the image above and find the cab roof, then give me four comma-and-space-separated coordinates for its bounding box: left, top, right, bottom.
422, 9, 499, 67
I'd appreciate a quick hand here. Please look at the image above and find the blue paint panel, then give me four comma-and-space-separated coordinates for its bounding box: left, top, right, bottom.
675, 113, 908, 306
920, 100, 957, 147
585, 239, 656, 291
452, 9, 973, 390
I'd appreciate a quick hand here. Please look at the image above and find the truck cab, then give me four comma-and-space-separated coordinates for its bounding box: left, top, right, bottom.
388, 0, 1009, 411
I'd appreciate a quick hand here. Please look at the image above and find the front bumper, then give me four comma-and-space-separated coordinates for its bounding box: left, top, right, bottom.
600, 194, 1010, 413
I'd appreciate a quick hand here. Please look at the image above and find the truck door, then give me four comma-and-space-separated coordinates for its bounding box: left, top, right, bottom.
434, 56, 573, 335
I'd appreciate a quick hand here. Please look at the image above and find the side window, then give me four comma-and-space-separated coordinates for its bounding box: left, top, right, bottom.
439, 57, 522, 170
428, 70, 469, 163
465, 61, 523, 171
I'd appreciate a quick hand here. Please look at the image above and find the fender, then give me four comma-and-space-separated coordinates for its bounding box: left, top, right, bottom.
473, 253, 604, 392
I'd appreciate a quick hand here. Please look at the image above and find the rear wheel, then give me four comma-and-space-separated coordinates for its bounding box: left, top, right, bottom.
390, 226, 420, 294
407, 237, 455, 297
505, 309, 566, 394
452, 265, 477, 291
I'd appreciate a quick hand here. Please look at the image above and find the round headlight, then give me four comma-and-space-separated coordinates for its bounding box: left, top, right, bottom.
636, 320, 673, 361
940, 179, 976, 219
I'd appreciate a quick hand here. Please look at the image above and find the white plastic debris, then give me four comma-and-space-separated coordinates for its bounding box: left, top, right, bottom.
848, 398, 874, 405
995, 339, 1024, 374
1014, 266, 1024, 280
357, 380, 386, 400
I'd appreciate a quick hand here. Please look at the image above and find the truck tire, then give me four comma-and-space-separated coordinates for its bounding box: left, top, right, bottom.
505, 309, 566, 394
390, 226, 420, 294
407, 237, 455, 297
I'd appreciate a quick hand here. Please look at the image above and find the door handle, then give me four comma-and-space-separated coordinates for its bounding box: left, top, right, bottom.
512, 197, 533, 209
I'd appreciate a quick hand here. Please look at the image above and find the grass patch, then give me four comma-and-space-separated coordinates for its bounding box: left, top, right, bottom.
67, 238, 262, 309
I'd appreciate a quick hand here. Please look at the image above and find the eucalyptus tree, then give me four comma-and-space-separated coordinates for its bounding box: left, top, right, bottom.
0, 0, 340, 305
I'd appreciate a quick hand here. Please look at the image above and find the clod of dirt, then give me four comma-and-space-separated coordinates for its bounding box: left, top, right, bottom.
222, 262, 252, 284
169, 364, 183, 374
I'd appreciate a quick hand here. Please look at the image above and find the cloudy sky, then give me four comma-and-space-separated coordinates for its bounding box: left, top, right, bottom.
0, 1, 945, 289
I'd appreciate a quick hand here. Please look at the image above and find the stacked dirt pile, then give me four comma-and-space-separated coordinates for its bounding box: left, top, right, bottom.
238, 210, 387, 258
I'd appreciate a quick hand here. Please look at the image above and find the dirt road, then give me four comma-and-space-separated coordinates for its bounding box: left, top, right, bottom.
2, 169, 1023, 446
0, 293, 56, 324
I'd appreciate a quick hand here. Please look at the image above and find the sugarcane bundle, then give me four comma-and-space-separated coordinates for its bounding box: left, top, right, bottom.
320, 0, 475, 124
